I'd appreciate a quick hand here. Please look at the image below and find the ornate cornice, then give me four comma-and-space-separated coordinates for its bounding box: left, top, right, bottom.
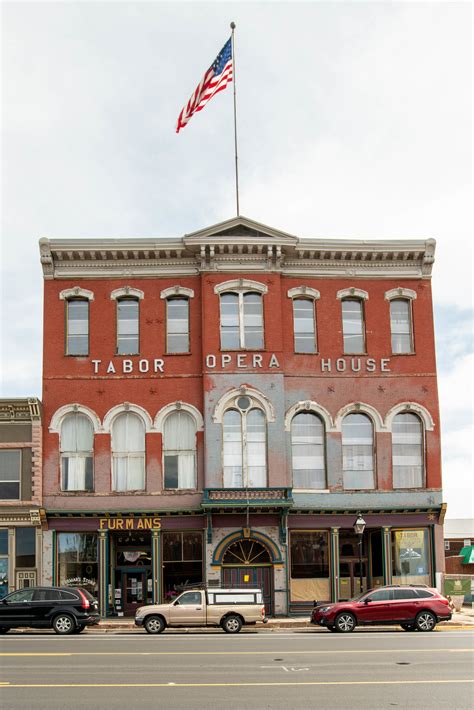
0, 399, 41, 422
39, 218, 436, 280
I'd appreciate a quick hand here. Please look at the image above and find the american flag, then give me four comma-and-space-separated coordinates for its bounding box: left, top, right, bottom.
176, 37, 233, 133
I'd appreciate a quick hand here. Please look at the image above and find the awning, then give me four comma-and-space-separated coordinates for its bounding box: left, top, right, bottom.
460, 545, 474, 564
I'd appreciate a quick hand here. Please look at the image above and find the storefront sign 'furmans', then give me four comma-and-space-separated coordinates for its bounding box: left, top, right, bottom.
99, 517, 161, 531
90, 354, 391, 374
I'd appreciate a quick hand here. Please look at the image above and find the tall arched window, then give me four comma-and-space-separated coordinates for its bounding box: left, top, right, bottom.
116, 298, 139, 355
111, 412, 145, 491
220, 292, 264, 350
341, 299, 366, 354
223, 401, 266, 487
60, 413, 94, 491
291, 413, 326, 489
293, 299, 317, 353
163, 411, 196, 489
392, 412, 423, 488
342, 413, 375, 489
390, 299, 414, 354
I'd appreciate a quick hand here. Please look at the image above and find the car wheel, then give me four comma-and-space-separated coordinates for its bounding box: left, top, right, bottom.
144, 616, 166, 634
222, 615, 242, 634
53, 614, 76, 635
415, 611, 436, 632
401, 623, 415, 631
0, 627, 9, 634
334, 613, 356, 633
72, 625, 86, 634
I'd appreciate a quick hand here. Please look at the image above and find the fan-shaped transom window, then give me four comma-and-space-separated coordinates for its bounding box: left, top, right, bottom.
291, 412, 326, 489
222, 539, 271, 565
392, 412, 423, 488
60, 413, 94, 491
223, 407, 266, 488
220, 292, 264, 350
163, 411, 197, 489
342, 413, 375, 490
111, 412, 145, 491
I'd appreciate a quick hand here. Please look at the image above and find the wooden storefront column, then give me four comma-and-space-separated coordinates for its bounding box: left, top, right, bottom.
98, 530, 109, 618
382, 527, 392, 585
330, 527, 340, 603
151, 528, 161, 604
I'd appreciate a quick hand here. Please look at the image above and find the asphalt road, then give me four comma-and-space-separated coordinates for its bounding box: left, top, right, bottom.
1, 629, 473, 710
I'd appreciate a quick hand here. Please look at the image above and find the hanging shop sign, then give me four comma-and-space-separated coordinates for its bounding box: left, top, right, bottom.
99, 516, 161, 531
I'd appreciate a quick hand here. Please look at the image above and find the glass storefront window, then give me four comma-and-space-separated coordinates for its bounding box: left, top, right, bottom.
162, 532, 203, 600
58, 533, 98, 594
290, 531, 330, 602
15, 527, 36, 568
392, 529, 430, 586
0, 529, 8, 599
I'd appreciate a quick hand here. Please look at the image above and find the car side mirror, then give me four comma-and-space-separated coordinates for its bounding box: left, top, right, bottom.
173, 600, 180, 606
364, 598, 371, 604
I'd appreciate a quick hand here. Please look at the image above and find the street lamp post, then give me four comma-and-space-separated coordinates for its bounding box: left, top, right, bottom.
353, 512, 366, 594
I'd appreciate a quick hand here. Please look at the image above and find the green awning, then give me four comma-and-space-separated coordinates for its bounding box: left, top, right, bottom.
460, 545, 474, 564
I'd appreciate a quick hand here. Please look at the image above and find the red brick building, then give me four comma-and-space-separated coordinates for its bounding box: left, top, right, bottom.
39, 216, 445, 616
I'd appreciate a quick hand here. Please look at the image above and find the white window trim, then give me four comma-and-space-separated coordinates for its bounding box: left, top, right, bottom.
102, 403, 154, 433
155, 402, 204, 432
214, 279, 268, 295
384, 287, 417, 301
336, 287, 369, 301
287, 286, 320, 300
110, 287, 144, 301
213, 386, 275, 424
59, 287, 94, 301
160, 286, 195, 300
334, 402, 386, 432
219, 291, 265, 350
284, 401, 334, 432
49, 404, 102, 433
385, 402, 434, 431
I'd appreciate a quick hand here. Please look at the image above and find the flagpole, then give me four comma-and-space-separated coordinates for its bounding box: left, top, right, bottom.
230, 22, 240, 216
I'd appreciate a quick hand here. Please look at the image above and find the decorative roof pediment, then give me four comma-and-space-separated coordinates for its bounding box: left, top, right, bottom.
183, 215, 298, 246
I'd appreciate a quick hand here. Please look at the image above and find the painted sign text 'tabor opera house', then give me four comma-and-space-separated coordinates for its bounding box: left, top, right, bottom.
39, 216, 444, 616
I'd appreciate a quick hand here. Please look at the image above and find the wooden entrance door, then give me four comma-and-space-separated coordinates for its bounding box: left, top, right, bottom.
122, 571, 146, 616
222, 567, 273, 616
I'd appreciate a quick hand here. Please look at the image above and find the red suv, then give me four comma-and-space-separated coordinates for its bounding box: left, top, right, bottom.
311, 585, 452, 633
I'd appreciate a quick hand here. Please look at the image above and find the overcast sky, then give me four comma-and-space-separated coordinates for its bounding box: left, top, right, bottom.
1, 1, 472, 519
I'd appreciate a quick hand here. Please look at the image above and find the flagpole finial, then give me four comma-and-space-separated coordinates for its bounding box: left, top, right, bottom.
230, 21, 236, 29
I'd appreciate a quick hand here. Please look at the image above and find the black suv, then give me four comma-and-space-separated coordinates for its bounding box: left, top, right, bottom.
0, 587, 100, 634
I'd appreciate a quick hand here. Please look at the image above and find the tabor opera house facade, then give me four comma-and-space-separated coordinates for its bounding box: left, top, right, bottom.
39, 216, 445, 617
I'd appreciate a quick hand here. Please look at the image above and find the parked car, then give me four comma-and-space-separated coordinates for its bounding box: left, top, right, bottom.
0, 586, 100, 634
310, 585, 452, 633
135, 587, 267, 634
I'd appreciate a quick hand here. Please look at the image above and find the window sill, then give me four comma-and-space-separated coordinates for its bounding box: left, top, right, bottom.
390, 352, 416, 357
165, 352, 191, 356
162, 489, 201, 494
293, 489, 330, 493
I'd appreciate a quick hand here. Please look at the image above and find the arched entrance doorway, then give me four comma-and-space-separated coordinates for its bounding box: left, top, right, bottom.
221, 539, 274, 615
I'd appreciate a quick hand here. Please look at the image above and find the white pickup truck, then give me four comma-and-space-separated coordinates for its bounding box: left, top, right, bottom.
135, 587, 267, 634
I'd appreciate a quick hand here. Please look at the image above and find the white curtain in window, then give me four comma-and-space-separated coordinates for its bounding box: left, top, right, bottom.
164, 411, 196, 488
61, 414, 93, 491
246, 409, 266, 487
392, 413, 423, 487
342, 413, 374, 489
112, 413, 145, 491
390, 300, 412, 353
223, 410, 243, 487
291, 413, 326, 488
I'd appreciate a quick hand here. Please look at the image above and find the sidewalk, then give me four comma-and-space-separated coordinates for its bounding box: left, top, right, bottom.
89, 607, 474, 632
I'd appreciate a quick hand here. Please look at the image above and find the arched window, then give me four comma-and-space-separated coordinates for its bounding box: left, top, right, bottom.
342, 413, 374, 489
390, 299, 414, 354
341, 299, 366, 354
60, 414, 94, 491
163, 411, 197, 489
223, 400, 266, 487
111, 412, 145, 491
291, 413, 326, 488
220, 292, 264, 350
392, 412, 423, 488
66, 299, 89, 356
166, 298, 190, 353
293, 299, 317, 353
116, 298, 139, 355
